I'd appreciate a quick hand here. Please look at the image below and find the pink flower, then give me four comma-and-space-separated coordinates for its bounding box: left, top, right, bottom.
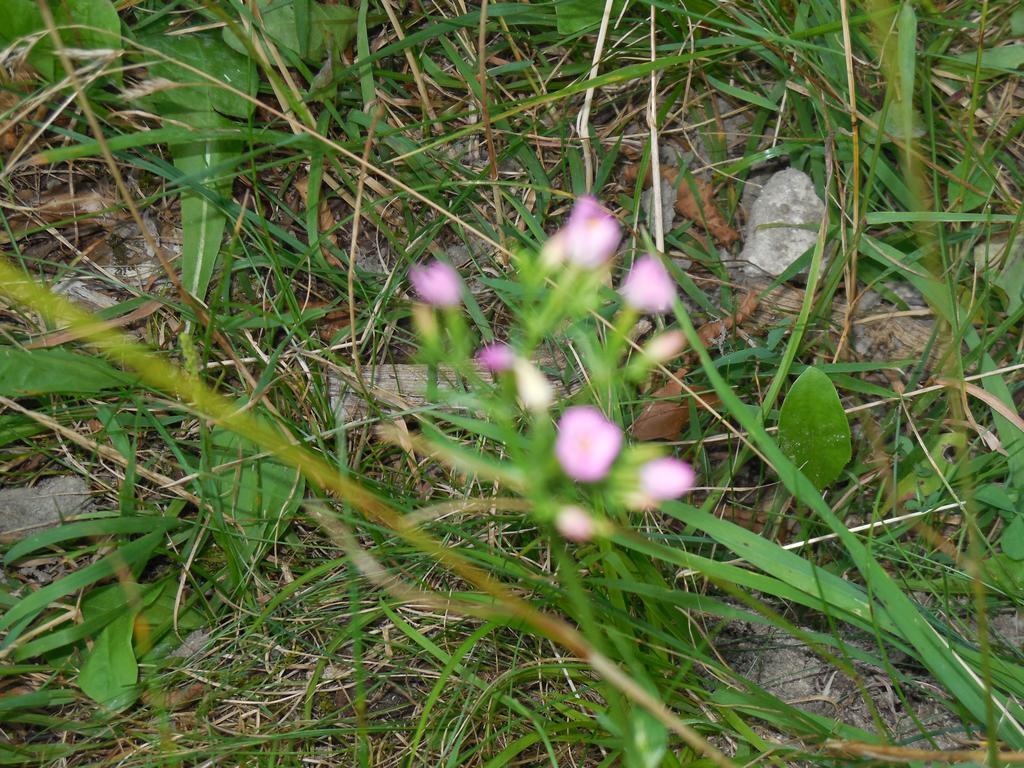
555, 405, 623, 482
409, 260, 463, 307
555, 505, 596, 543
640, 457, 695, 501
620, 255, 676, 313
563, 196, 622, 267
476, 342, 515, 373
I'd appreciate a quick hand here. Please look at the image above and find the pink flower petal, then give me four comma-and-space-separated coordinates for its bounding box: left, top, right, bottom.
640, 457, 695, 501
620, 255, 676, 313
563, 196, 622, 268
555, 405, 623, 482
409, 261, 463, 307
475, 342, 515, 373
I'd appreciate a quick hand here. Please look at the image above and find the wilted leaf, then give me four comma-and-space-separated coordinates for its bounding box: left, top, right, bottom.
0, 0, 120, 83
624, 165, 739, 246
777, 367, 852, 490
632, 380, 688, 441
0, 348, 139, 396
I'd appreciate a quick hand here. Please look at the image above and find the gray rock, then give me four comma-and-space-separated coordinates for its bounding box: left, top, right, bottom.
0, 476, 91, 539
740, 168, 825, 277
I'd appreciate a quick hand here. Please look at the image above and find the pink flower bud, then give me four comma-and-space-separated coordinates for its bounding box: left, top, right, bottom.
643, 330, 686, 364
475, 342, 515, 373
620, 255, 676, 313
555, 505, 596, 543
563, 196, 622, 267
409, 260, 463, 307
640, 457, 695, 501
555, 405, 623, 482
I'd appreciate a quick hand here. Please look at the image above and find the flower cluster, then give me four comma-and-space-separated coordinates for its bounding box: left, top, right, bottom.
407, 195, 695, 543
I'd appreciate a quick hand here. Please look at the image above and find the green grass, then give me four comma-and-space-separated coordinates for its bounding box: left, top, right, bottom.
1, 0, 1023, 765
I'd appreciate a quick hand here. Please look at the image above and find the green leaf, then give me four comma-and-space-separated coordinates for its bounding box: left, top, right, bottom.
5, 517, 180, 565
170, 110, 236, 300
984, 554, 1024, 593
1002, 516, 1024, 561
951, 44, 1024, 75
0, 347, 139, 396
777, 367, 852, 490
1013, 9, 1024, 36
947, 155, 995, 213
140, 30, 255, 119
0, 529, 165, 647
555, 0, 626, 35
896, 2, 917, 150
211, 423, 304, 557
625, 708, 667, 768
0, 0, 120, 83
77, 612, 138, 709
222, 0, 357, 62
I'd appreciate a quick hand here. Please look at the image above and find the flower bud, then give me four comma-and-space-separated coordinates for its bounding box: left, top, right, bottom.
555, 505, 596, 543
642, 330, 686, 365
513, 359, 553, 413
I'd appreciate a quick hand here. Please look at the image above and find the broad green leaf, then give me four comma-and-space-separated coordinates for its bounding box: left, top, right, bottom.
555, 0, 626, 35
625, 708, 667, 768
0, 529, 165, 646
170, 110, 236, 300
947, 155, 995, 213
0, 347, 139, 396
896, 3, 917, 151
895, 432, 965, 501
0, 0, 120, 83
211, 423, 304, 557
222, 0, 357, 62
77, 612, 137, 708
140, 31, 255, 119
1002, 516, 1024, 561
951, 44, 1024, 75
863, 107, 926, 145
777, 367, 852, 490
1013, 9, 1024, 36
984, 554, 1024, 593
311, 2, 358, 56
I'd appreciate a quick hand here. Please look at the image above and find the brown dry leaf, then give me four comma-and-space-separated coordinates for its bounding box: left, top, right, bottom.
631, 378, 689, 441
624, 164, 740, 246
631, 295, 755, 440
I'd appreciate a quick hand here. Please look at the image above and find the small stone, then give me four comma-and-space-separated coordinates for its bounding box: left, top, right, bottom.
740, 168, 825, 277
0, 476, 91, 539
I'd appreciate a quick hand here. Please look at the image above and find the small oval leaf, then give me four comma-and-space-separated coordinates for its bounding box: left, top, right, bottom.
777, 367, 852, 490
